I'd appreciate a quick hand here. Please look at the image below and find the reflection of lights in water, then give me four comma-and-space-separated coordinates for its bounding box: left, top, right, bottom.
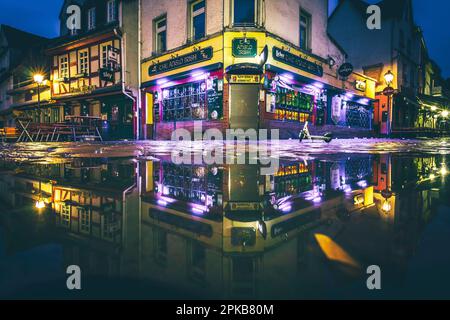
382, 200, 391, 213
35, 200, 45, 210
356, 180, 368, 188
312, 197, 322, 204
354, 195, 364, 205
157, 199, 168, 207
314, 234, 360, 268
440, 166, 448, 176
343, 185, 352, 194
191, 207, 205, 215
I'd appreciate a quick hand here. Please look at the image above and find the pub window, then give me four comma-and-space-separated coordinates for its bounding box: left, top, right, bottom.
189, 0, 206, 41
78, 49, 89, 75
232, 0, 257, 27
299, 10, 311, 51
59, 55, 69, 79
88, 7, 96, 30
161, 81, 207, 122
107, 0, 117, 23
154, 16, 167, 54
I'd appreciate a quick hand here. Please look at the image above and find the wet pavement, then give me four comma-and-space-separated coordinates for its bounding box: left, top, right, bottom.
0, 138, 449, 299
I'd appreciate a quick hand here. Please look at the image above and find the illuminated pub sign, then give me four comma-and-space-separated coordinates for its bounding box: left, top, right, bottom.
148, 47, 214, 76
232, 38, 257, 57
272, 47, 323, 77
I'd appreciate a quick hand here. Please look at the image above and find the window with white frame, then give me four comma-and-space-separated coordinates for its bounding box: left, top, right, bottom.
61, 204, 71, 227
88, 7, 96, 30
107, 0, 117, 23
78, 49, 89, 75
79, 207, 90, 233
189, 0, 206, 41
299, 10, 311, 51
101, 44, 109, 69
59, 55, 69, 79
232, 0, 257, 26
154, 16, 167, 54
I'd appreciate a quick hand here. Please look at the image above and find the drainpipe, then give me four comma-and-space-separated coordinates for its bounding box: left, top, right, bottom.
137, 0, 142, 140
114, 26, 138, 140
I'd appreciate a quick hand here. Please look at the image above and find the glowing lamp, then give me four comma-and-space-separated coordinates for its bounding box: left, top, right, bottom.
384, 70, 394, 85
381, 200, 391, 213
33, 74, 44, 84
35, 200, 46, 209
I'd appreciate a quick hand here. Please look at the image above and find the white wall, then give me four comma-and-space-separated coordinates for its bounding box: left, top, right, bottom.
141, 0, 223, 59
266, 0, 345, 64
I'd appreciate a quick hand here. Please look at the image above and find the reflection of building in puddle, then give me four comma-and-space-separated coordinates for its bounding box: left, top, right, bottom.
0, 159, 139, 278
0, 153, 446, 299
139, 158, 359, 299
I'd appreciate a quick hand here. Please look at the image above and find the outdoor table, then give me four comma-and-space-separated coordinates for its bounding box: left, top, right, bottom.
64, 116, 104, 141
16, 118, 34, 142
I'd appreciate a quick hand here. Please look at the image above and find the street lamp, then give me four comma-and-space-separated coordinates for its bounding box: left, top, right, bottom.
384, 70, 394, 86
442, 110, 449, 118
383, 70, 395, 136
33, 73, 45, 123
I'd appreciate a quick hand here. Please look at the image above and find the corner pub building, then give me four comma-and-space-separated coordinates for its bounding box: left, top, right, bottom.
140, 0, 376, 140
33, 0, 139, 140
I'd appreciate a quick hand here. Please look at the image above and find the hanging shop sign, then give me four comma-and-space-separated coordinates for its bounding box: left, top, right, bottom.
108, 46, 120, 64
232, 38, 257, 58
355, 79, 366, 92
383, 86, 395, 96
229, 74, 261, 84
148, 47, 214, 76
99, 68, 115, 83
272, 47, 323, 77
338, 63, 354, 78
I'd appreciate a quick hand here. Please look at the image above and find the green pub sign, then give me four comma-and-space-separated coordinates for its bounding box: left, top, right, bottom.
232, 38, 257, 58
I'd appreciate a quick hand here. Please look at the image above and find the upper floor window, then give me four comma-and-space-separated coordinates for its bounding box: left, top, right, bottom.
88, 7, 96, 30
101, 44, 110, 69
299, 10, 311, 51
107, 0, 117, 23
59, 55, 69, 79
189, 0, 206, 41
154, 16, 167, 54
232, 0, 257, 27
78, 49, 89, 75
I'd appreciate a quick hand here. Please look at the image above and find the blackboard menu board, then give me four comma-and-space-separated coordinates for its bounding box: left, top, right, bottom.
207, 79, 223, 120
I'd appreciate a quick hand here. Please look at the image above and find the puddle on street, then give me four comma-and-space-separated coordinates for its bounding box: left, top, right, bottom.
0, 139, 449, 299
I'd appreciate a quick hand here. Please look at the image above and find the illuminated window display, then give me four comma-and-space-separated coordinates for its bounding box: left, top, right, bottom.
161, 81, 207, 121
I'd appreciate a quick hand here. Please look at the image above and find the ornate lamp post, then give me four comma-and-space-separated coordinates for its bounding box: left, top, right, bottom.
33, 74, 45, 123
383, 70, 395, 136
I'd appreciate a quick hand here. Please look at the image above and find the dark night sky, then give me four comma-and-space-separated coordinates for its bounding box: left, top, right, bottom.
1, 0, 449, 78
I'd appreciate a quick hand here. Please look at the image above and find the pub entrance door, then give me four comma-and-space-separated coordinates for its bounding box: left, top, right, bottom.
229, 84, 259, 130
